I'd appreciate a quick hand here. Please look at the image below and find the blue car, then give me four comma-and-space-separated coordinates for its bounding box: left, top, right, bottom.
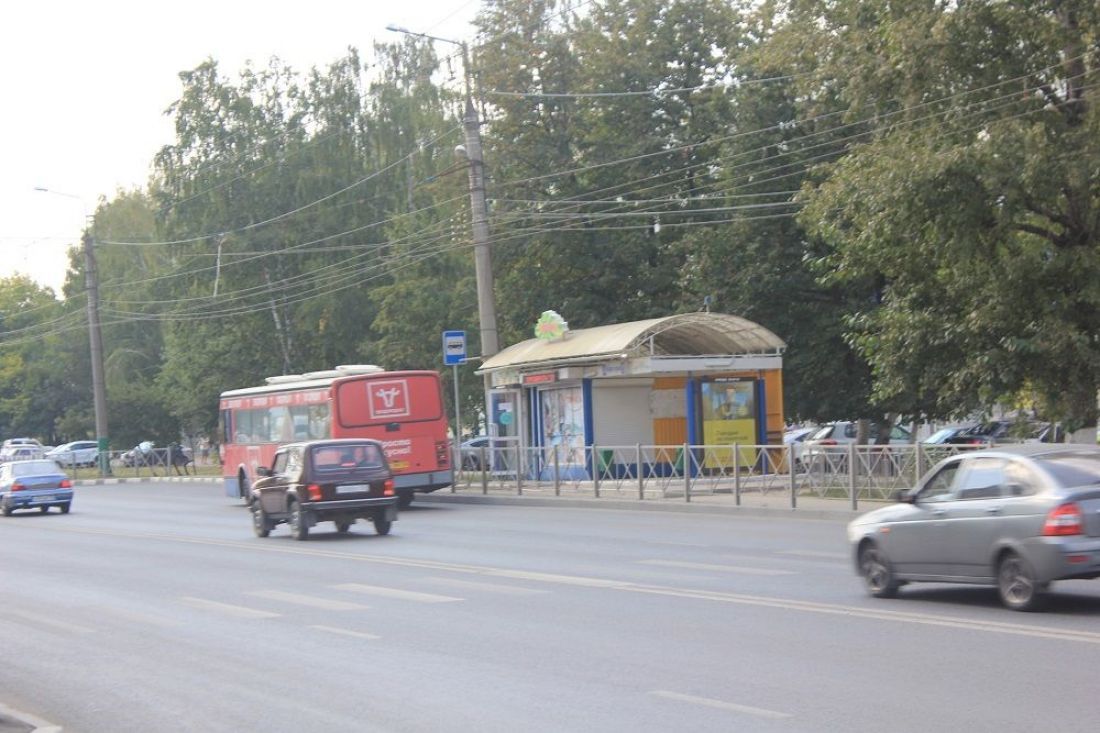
0, 459, 74, 515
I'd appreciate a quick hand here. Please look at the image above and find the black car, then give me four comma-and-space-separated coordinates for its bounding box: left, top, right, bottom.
249, 439, 398, 540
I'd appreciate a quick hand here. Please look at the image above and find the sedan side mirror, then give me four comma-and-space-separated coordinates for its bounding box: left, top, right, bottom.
893, 488, 915, 504
256, 466, 271, 477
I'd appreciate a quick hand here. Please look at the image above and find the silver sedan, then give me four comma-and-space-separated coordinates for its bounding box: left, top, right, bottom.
848, 444, 1100, 611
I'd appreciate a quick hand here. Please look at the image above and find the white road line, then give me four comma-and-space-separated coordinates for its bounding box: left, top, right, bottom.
310, 625, 381, 640
779, 549, 848, 560
94, 606, 180, 628
1, 609, 95, 634
248, 590, 369, 611
651, 690, 792, 720
424, 577, 550, 596
181, 597, 280, 619
641, 559, 795, 576
332, 583, 463, 603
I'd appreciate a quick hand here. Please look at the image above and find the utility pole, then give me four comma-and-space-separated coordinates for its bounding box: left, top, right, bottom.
83, 230, 110, 476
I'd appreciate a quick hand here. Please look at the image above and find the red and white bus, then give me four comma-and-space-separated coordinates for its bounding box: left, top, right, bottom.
219, 365, 452, 506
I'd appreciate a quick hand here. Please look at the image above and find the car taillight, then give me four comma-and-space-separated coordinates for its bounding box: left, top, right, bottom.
11, 482, 25, 492
436, 441, 450, 467
1042, 503, 1083, 536
307, 484, 323, 501
383, 479, 395, 497
59, 479, 72, 488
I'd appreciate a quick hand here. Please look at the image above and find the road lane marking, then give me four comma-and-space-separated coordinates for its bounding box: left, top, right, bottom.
1, 609, 95, 634
32, 524, 1100, 646
332, 583, 462, 603
423, 577, 550, 596
779, 549, 848, 560
181, 597, 280, 619
248, 590, 369, 611
641, 559, 795, 576
94, 605, 181, 628
651, 690, 792, 720
309, 625, 381, 640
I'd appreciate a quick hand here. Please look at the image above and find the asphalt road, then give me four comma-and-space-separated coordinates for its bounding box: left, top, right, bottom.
1, 482, 1098, 732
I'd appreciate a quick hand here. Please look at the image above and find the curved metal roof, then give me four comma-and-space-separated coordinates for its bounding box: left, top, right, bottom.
479, 312, 785, 372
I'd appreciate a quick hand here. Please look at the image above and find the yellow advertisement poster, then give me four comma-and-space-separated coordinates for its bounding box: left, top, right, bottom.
701, 380, 757, 468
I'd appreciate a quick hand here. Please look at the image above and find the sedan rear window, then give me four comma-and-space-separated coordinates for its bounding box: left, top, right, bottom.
1035, 453, 1100, 488
11, 461, 62, 476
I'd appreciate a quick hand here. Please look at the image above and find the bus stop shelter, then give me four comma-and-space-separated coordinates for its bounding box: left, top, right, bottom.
476, 312, 785, 479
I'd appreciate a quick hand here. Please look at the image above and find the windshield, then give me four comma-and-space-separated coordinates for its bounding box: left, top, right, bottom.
311, 444, 385, 472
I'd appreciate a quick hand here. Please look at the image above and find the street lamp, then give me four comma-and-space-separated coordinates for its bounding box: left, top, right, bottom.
385, 24, 500, 361
33, 187, 111, 476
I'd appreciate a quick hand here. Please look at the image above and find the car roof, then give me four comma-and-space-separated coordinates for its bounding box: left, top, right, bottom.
950, 443, 1100, 459
279, 439, 386, 450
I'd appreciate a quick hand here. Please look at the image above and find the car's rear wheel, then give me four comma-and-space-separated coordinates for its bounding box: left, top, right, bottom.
335, 521, 351, 533
40, 506, 49, 514
1, 501, 12, 517
997, 552, 1046, 611
288, 500, 309, 541
60, 502, 70, 514
859, 542, 900, 598
373, 517, 392, 536
251, 501, 271, 538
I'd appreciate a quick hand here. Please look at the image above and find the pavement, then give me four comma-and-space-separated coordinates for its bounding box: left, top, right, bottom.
7, 474, 879, 731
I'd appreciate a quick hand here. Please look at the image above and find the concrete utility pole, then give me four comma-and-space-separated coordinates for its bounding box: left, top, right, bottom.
83, 230, 111, 476
461, 88, 500, 361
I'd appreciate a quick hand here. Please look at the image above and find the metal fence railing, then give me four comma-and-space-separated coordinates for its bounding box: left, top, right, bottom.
452, 442, 987, 509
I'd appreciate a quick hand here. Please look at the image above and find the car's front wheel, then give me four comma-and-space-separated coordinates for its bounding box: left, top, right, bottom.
997, 552, 1046, 611
859, 542, 900, 598
288, 500, 309, 541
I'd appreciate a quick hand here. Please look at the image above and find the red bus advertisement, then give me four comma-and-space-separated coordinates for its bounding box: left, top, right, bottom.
219, 365, 452, 506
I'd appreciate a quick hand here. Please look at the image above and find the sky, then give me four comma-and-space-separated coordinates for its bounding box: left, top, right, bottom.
0, 0, 482, 294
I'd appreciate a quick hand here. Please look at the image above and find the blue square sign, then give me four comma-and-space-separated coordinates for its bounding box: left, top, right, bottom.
442, 330, 467, 365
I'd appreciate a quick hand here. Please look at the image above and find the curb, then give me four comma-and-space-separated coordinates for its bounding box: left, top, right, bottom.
70, 476, 870, 520
415, 491, 864, 521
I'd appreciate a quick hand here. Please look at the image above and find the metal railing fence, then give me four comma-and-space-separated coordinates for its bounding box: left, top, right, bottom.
452, 442, 987, 509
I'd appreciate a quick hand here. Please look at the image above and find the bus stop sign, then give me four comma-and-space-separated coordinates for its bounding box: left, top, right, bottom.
442, 330, 466, 365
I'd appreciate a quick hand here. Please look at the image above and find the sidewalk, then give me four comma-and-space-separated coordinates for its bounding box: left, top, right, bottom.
72, 475, 887, 520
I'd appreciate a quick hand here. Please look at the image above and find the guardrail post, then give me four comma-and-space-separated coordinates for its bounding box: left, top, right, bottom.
733, 443, 741, 506
848, 442, 857, 511
480, 446, 488, 495
593, 443, 601, 499
915, 443, 926, 486
515, 444, 523, 496
636, 443, 644, 500
789, 444, 797, 509
553, 446, 561, 497
684, 442, 691, 503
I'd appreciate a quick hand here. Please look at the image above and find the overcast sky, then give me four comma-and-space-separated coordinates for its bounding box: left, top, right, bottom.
0, 0, 481, 294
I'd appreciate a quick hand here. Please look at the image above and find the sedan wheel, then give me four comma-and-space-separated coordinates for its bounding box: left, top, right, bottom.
997, 552, 1045, 612
373, 517, 392, 536
859, 543, 899, 598
1, 502, 12, 517
335, 521, 351, 534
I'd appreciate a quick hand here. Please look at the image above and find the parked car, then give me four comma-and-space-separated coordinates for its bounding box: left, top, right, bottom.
0, 459, 74, 515
47, 440, 100, 468
802, 421, 911, 469
848, 444, 1100, 611
0, 438, 45, 462
460, 436, 491, 470
922, 425, 988, 446
249, 439, 399, 541
783, 426, 818, 470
